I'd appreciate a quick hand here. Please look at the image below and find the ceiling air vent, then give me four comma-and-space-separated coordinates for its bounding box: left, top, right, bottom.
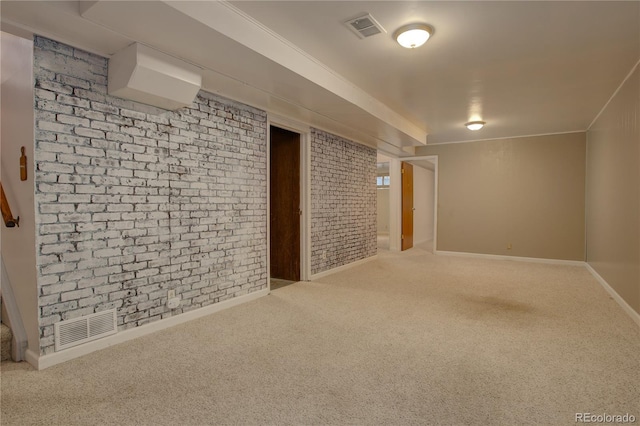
344, 14, 386, 39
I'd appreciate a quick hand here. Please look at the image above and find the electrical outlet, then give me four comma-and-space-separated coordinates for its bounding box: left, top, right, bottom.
167, 289, 180, 309
322, 250, 327, 260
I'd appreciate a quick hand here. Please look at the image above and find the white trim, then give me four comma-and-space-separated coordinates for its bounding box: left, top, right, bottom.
584, 126, 590, 262
266, 122, 271, 290
302, 131, 312, 281
585, 264, 640, 328
432, 157, 439, 254
587, 58, 640, 131
400, 155, 438, 162
267, 115, 311, 282
25, 348, 40, 367
426, 130, 585, 147
268, 114, 310, 135
310, 255, 378, 281
30, 289, 269, 370
435, 250, 585, 266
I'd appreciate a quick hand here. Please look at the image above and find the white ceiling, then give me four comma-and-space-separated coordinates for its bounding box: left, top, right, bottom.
231, 1, 640, 144
2, 1, 639, 155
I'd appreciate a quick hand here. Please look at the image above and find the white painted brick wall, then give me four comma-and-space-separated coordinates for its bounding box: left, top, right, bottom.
310, 128, 377, 274
33, 37, 267, 354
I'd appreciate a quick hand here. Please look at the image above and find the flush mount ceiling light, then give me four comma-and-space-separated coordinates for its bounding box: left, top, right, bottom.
465, 121, 486, 131
394, 23, 434, 48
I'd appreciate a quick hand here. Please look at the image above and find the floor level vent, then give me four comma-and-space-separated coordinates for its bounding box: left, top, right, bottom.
54, 310, 117, 351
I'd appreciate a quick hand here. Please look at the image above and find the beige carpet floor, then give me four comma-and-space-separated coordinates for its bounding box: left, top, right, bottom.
1, 246, 639, 425
270, 278, 297, 291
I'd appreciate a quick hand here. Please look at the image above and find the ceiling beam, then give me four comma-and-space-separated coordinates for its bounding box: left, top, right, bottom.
163, 0, 429, 146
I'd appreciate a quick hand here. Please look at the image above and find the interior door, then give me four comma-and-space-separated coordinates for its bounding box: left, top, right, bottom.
401, 162, 414, 251
269, 126, 301, 281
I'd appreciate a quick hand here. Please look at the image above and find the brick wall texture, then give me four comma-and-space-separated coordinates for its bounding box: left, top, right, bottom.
32, 36, 377, 355
310, 128, 377, 275
33, 37, 268, 354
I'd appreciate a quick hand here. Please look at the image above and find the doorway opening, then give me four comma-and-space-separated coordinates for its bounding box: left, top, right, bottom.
402, 156, 438, 253
378, 154, 438, 253
376, 156, 391, 250
269, 125, 301, 289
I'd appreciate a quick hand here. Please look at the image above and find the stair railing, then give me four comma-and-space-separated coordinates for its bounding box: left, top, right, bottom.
1, 182, 19, 228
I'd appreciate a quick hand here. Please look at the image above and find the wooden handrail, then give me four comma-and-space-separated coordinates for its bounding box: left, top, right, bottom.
0, 182, 19, 228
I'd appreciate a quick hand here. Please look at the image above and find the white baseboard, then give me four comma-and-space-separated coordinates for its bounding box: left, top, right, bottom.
585, 263, 640, 327
25, 348, 40, 368
31, 288, 269, 370
435, 250, 585, 266
310, 255, 378, 280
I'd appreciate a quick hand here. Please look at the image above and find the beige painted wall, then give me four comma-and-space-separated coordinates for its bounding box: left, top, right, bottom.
377, 188, 390, 234
0, 32, 40, 355
586, 65, 639, 315
416, 133, 586, 260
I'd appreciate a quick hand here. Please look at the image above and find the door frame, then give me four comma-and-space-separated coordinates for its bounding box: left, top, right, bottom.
386, 155, 439, 254
267, 115, 311, 286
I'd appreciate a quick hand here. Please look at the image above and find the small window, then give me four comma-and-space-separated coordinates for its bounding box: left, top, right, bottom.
377, 175, 390, 188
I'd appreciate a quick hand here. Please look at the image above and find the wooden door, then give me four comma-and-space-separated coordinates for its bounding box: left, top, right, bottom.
401, 162, 414, 251
270, 126, 301, 281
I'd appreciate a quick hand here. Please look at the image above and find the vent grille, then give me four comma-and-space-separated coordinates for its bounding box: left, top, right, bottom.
344, 14, 386, 39
54, 310, 117, 351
